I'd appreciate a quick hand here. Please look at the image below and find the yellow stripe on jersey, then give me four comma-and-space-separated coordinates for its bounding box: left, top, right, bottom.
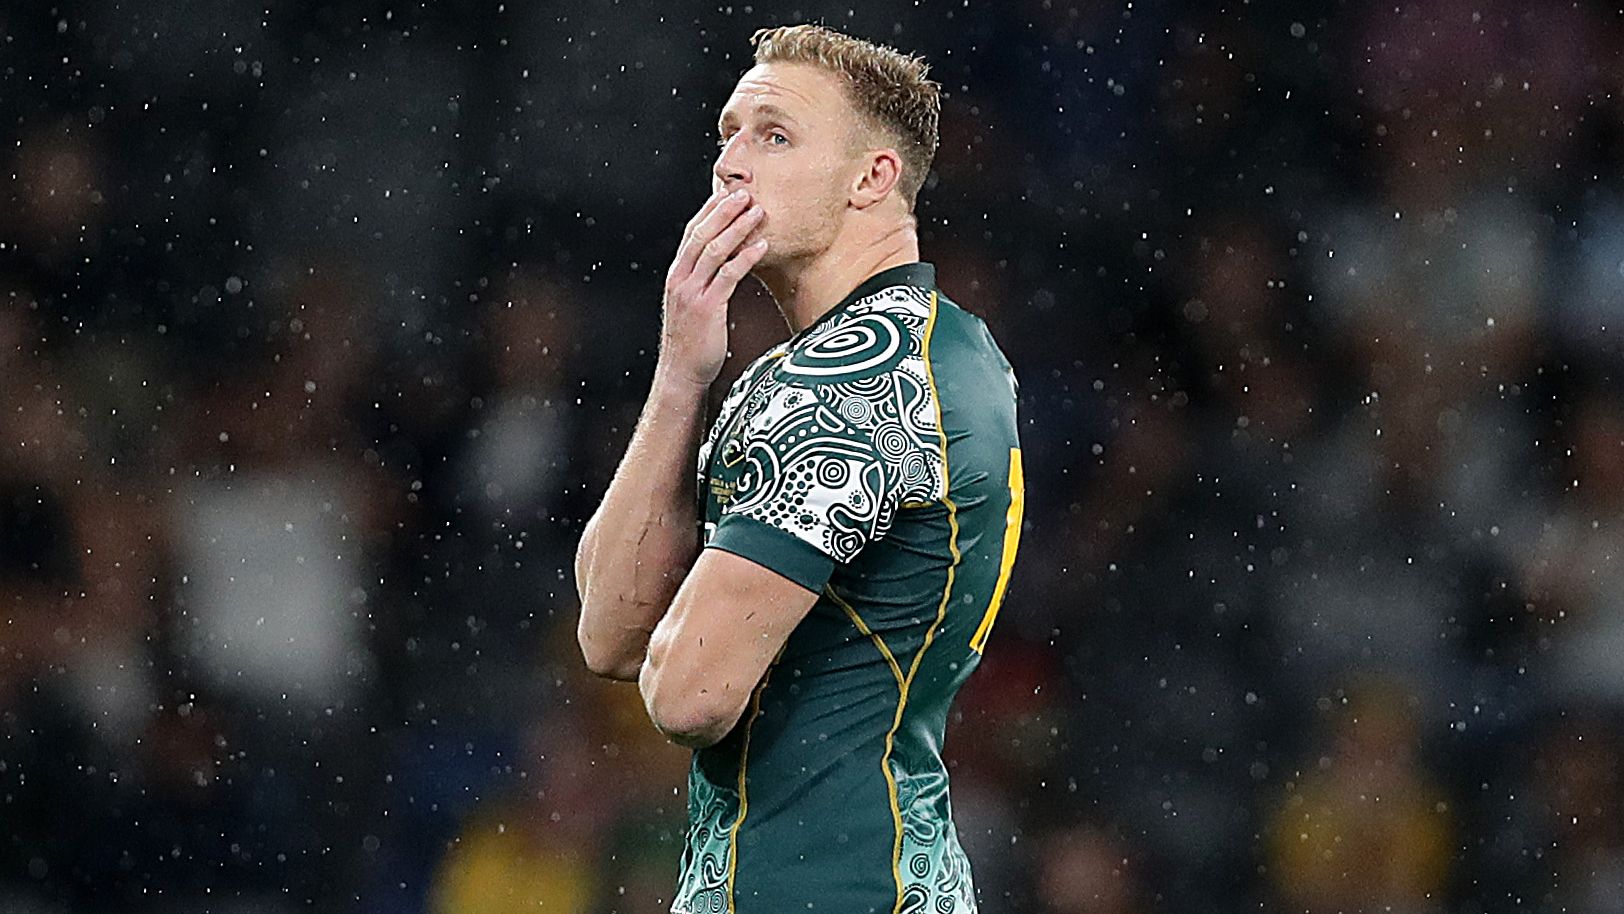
971, 447, 1024, 654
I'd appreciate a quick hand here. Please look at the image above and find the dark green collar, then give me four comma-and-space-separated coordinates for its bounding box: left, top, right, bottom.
796, 261, 937, 339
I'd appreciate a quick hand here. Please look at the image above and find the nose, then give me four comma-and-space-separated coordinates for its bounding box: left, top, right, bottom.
712, 135, 750, 189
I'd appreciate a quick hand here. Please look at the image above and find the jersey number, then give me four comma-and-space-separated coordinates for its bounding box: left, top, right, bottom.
970, 447, 1024, 653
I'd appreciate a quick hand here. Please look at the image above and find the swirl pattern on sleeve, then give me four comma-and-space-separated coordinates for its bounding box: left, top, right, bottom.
719, 286, 944, 562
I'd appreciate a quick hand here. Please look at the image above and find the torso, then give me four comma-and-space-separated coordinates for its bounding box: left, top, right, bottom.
676, 263, 1023, 914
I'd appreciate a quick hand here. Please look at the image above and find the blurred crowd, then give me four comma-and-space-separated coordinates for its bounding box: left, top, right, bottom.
4, 0, 1624, 912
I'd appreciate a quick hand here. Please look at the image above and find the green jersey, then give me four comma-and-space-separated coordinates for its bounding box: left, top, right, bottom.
677, 262, 1024, 914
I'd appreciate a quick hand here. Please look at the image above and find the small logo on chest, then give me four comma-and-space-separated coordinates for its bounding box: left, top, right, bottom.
709, 475, 737, 505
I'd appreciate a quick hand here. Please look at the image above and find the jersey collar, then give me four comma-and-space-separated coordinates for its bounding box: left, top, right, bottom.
795, 261, 937, 341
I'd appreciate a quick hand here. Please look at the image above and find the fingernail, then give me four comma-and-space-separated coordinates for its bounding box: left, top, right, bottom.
730, 189, 747, 201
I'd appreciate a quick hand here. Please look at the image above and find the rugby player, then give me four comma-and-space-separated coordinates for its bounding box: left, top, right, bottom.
575, 24, 1023, 913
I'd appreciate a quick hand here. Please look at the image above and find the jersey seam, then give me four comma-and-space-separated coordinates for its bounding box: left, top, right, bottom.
725, 663, 775, 914
826, 585, 906, 687
827, 582, 908, 909
884, 290, 961, 914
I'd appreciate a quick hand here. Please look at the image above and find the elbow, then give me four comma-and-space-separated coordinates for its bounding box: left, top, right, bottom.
646, 698, 739, 750
640, 658, 750, 749
581, 646, 643, 682
576, 607, 644, 682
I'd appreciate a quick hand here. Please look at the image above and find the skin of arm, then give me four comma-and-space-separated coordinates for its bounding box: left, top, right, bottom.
639, 548, 820, 748
574, 188, 770, 680
572, 370, 708, 681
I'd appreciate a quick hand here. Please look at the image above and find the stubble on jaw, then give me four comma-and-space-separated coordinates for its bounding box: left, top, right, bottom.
761, 166, 852, 268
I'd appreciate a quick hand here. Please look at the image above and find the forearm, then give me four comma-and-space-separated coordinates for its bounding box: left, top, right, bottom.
578, 185, 766, 680
575, 368, 709, 679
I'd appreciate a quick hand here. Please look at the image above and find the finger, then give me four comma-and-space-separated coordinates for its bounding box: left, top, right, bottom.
680, 189, 730, 244
691, 205, 766, 286
703, 239, 769, 301
676, 189, 750, 276
673, 190, 752, 279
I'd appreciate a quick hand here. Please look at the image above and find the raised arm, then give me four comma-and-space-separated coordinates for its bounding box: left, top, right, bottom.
574, 187, 769, 680
572, 370, 707, 680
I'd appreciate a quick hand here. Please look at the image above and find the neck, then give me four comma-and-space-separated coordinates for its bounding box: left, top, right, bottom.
756, 218, 920, 333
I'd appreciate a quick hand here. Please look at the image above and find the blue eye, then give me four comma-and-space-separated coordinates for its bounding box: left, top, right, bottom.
768, 132, 789, 146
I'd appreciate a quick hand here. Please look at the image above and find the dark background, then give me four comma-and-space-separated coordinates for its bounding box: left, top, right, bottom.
4, 1, 1624, 911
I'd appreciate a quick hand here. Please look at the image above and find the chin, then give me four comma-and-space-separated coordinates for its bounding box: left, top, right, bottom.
758, 233, 813, 269
751, 252, 783, 276
756, 239, 802, 271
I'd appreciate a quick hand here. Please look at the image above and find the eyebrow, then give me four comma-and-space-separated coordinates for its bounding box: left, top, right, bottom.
717, 103, 800, 134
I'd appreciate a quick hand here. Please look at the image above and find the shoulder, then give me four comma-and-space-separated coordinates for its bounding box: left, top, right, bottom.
913, 290, 1019, 401
769, 285, 940, 440
745, 283, 946, 501
780, 284, 934, 387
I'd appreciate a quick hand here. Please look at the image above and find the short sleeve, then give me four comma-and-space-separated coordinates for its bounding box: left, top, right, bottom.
706, 366, 941, 591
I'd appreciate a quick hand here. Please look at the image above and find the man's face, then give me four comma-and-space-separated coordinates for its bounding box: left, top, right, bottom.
713, 62, 867, 266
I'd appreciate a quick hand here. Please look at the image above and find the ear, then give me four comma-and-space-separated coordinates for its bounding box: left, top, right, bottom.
850, 148, 903, 209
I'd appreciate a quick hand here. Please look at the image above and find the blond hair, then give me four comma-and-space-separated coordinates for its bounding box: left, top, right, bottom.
751, 24, 941, 207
